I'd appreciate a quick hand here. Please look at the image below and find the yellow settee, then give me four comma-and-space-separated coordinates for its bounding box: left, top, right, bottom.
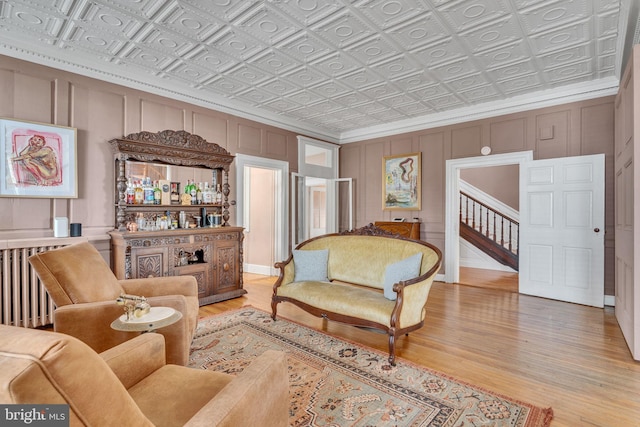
272, 224, 442, 366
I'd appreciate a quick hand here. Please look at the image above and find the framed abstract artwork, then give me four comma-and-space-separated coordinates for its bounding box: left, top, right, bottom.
0, 118, 77, 198
383, 152, 421, 210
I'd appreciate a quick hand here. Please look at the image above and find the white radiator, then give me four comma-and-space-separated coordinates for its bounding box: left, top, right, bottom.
0, 238, 86, 328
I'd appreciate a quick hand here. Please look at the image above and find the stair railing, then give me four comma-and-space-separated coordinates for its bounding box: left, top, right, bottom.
459, 191, 519, 255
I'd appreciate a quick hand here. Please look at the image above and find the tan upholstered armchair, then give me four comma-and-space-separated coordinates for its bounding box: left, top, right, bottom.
0, 325, 289, 426
28, 242, 199, 366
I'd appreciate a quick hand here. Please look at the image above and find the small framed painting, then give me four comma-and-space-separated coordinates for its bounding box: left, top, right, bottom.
383, 152, 421, 210
0, 118, 77, 198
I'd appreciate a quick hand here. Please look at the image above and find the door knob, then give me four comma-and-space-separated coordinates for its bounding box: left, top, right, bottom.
594, 228, 600, 233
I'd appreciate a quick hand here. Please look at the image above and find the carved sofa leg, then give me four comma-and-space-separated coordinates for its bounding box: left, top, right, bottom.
271, 299, 279, 321
388, 332, 397, 366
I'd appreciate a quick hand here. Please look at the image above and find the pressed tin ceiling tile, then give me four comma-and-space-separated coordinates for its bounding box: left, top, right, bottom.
0, 0, 633, 142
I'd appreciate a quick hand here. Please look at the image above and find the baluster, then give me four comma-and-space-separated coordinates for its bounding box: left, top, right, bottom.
472, 200, 476, 230
465, 194, 469, 225
492, 212, 496, 242
500, 216, 505, 247
508, 222, 513, 252
464, 196, 469, 225
485, 208, 489, 237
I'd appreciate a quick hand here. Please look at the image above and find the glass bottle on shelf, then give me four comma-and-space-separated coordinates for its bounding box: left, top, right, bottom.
190, 180, 197, 204
143, 177, 154, 204
170, 183, 180, 204
196, 182, 203, 205
126, 178, 135, 204
136, 213, 145, 231
153, 181, 161, 205
134, 180, 144, 204
211, 184, 216, 204
202, 182, 212, 204
215, 184, 223, 204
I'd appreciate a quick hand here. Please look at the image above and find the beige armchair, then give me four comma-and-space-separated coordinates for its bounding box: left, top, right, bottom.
28, 242, 199, 366
0, 325, 289, 426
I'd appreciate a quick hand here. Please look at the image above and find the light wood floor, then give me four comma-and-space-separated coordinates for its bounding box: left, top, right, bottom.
200, 273, 640, 427
459, 266, 519, 292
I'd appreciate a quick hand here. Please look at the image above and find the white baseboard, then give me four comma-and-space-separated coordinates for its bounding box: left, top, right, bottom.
604, 295, 615, 307
244, 263, 275, 276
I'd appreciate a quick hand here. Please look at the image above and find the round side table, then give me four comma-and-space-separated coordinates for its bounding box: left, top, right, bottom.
110, 306, 182, 333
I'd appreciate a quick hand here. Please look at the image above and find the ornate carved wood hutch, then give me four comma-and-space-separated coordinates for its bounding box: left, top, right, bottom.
108, 130, 245, 305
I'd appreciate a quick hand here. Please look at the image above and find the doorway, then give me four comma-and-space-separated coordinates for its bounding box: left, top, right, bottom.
445, 151, 533, 284
235, 154, 288, 276
458, 163, 520, 291
446, 151, 605, 307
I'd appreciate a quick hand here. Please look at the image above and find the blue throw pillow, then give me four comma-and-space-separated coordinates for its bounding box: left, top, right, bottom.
293, 249, 329, 282
383, 253, 423, 300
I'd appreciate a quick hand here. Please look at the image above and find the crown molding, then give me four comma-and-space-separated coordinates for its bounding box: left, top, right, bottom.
338, 77, 620, 144
0, 45, 619, 146
0, 45, 342, 143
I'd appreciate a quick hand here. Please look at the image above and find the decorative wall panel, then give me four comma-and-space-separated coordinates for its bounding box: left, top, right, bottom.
237, 123, 262, 153
193, 113, 228, 147
536, 110, 570, 159
419, 132, 445, 228
14, 73, 53, 123
140, 100, 185, 132
490, 118, 526, 153
266, 131, 288, 158
451, 126, 482, 159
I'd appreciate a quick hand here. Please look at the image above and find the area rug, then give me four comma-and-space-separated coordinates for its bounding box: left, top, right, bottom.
189, 307, 552, 427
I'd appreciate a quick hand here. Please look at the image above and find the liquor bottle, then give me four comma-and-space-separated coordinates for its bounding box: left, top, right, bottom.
126, 178, 135, 204
202, 182, 212, 204
183, 180, 190, 204
215, 184, 223, 204
196, 182, 204, 205
153, 181, 162, 205
134, 180, 144, 204
190, 180, 197, 204
209, 182, 217, 204
170, 184, 179, 204
143, 177, 154, 204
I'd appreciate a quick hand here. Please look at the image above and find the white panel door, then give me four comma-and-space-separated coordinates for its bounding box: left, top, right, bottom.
519, 154, 605, 307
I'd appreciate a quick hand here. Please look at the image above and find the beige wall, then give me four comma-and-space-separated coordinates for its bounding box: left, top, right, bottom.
340, 97, 616, 295
0, 55, 299, 245
0, 55, 617, 296
460, 165, 519, 210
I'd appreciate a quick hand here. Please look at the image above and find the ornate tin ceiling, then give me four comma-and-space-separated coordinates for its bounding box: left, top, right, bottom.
0, 0, 634, 142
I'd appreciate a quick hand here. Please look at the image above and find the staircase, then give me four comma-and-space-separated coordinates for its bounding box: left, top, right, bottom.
459, 190, 519, 271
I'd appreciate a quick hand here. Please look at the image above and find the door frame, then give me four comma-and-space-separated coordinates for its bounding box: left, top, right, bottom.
444, 150, 533, 283
235, 154, 289, 274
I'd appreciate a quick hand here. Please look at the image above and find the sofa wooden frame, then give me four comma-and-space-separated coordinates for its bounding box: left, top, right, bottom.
271, 224, 442, 366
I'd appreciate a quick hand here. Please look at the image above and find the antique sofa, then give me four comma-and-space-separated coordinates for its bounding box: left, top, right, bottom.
272, 224, 442, 365
28, 242, 199, 366
0, 324, 289, 426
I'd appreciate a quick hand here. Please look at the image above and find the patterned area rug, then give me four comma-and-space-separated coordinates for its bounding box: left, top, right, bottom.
189, 307, 553, 427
